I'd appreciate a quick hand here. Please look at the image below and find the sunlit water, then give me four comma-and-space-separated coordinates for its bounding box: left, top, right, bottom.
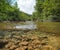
0, 21, 37, 30
0, 22, 60, 34
15, 21, 37, 30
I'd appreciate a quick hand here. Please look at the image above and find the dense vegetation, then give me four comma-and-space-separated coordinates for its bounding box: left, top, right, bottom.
0, 0, 31, 21
0, 0, 60, 22
32, 0, 60, 22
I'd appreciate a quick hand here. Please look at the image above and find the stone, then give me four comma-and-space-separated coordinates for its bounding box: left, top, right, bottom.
19, 41, 28, 46
42, 45, 56, 50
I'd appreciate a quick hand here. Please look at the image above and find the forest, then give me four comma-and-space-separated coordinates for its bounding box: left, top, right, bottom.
0, 0, 31, 21
0, 0, 60, 22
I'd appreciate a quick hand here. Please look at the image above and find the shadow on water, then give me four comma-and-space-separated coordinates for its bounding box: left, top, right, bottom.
0, 31, 5, 36
0, 41, 8, 49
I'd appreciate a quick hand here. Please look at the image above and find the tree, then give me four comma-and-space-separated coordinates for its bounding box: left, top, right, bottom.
0, 0, 32, 21
33, 0, 60, 22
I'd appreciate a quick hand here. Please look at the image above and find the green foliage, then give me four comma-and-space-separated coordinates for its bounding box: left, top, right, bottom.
0, 0, 31, 21
33, 0, 60, 22
20, 12, 31, 21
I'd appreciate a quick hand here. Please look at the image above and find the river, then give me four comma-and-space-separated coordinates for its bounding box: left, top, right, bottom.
0, 21, 37, 30
15, 21, 37, 30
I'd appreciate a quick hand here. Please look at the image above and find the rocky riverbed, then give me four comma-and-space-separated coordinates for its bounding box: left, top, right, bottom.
0, 30, 60, 50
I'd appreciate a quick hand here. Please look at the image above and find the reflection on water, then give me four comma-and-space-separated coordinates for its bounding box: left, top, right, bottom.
15, 21, 37, 30
0, 21, 37, 30
0, 21, 60, 34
